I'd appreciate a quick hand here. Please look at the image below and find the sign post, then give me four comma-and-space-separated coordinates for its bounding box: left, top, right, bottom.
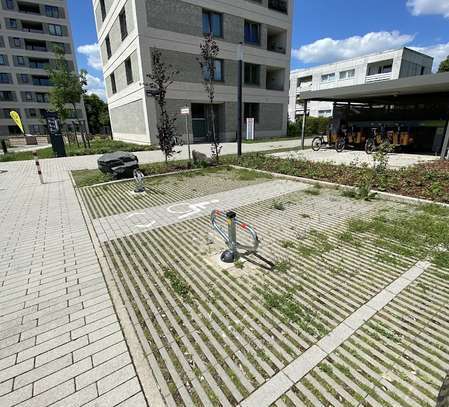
45, 112, 66, 158
246, 118, 255, 141
181, 106, 191, 163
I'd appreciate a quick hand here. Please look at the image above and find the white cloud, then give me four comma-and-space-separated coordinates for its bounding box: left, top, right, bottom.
411, 42, 449, 71
77, 43, 102, 71
407, 0, 449, 18
85, 73, 106, 100
292, 31, 415, 65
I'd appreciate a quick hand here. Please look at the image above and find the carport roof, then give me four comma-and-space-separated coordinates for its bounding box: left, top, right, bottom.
298, 72, 449, 103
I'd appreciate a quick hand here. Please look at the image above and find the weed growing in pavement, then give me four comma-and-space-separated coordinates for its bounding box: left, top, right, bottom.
234, 260, 244, 270
273, 259, 291, 273
271, 201, 286, 211
304, 186, 321, 196
163, 268, 191, 300
280, 240, 296, 249
234, 168, 273, 181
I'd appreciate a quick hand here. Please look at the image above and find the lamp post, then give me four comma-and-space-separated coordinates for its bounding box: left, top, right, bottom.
237, 42, 244, 156
181, 105, 192, 164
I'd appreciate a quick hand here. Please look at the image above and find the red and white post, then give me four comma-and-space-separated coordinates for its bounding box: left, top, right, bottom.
32, 151, 44, 184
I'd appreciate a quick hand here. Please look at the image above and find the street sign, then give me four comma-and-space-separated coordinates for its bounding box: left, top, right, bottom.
181, 107, 190, 115
246, 118, 255, 141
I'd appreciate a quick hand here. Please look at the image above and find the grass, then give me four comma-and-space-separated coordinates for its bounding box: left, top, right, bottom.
242, 136, 296, 144
163, 268, 191, 300
271, 201, 286, 211
0, 138, 158, 162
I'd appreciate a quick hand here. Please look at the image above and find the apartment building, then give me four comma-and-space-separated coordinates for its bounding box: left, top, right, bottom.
0, 0, 87, 137
289, 47, 434, 120
93, 0, 292, 145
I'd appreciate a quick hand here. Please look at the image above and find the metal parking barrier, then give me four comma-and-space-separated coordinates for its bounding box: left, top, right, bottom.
133, 169, 145, 193
210, 209, 259, 263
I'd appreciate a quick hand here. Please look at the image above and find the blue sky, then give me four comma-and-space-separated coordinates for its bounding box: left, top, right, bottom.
69, 0, 449, 97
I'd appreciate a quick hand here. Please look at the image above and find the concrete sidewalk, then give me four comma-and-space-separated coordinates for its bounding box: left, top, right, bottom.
0, 139, 298, 407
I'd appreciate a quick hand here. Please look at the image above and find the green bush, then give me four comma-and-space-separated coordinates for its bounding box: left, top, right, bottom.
287, 117, 331, 138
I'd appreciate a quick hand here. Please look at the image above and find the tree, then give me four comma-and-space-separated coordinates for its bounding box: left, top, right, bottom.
47, 46, 89, 147
84, 94, 110, 135
438, 56, 449, 73
146, 49, 179, 163
198, 34, 221, 163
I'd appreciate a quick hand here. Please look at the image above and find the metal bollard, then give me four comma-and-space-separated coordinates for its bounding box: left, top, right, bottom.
223, 211, 237, 263
32, 151, 44, 184
133, 169, 145, 193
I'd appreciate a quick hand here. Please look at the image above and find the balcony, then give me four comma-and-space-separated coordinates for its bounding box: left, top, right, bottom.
17, 2, 40, 14
267, 25, 287, 54
266, 67, 285, 91
365, 72, 392, 83
22, 21, 44, 34
268, 0, 288, 14
25, 39, 47, 52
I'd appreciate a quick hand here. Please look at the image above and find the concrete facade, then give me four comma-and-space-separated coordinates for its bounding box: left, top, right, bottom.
288, 47, 434, 120
93, 0, 293, 145
0, 0, 88, 137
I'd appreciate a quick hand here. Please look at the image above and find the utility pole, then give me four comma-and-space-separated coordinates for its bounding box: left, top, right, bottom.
237, 42, 244, 156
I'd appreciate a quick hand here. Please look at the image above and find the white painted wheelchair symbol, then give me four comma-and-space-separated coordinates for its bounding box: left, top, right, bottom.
167, 200, 220, 220
127, 212, 156, 229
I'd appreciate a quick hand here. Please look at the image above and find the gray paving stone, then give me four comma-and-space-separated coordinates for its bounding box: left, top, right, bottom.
0, 358, 34, 384
35, 335, 88, 367
282, 345, 328, 382
51, 383, 98, 407
317, 323, 355, 354
0, 383, 32, 406
83, 377, 142, 407
16, 379, 74, 407
97, 364, 136, 395
240, 372, 293, 407
116, 391, 147, 406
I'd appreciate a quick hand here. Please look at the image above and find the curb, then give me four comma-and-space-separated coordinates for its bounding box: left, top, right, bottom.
229, 165, 449, 208
69, 172, 165, 407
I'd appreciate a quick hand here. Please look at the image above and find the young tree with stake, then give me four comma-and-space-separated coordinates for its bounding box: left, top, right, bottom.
146, 49, 180, 164
198, 34, 221, 163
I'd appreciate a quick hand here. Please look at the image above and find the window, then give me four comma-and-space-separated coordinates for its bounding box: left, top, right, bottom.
35, 93, 49, 103
202, 59, 223, 81
110, 72, 117, 94
20, 74, 28, 83
24, 92, 33, 101
318, 110, 332, 117
28, 108, 37, 118
29, 58, 49, 69
0, 73, 10, 83
48, 24, 63, 36
339, 69, 355, 80
321, 73, 335, 82
244, 20, 260, 44
420, 66, 426, 75
202, 10, 222, 37
244, 103, 260, 122
13, 37, 21, 47
105, 35, 112, 59
17, 56, 25, 65
9, 18, 17, 29
6, 0, 14, 10
0, 55, 6, 65
125, 57, 133, 85
45, 5, 59, 18
244, 63, 260, 85
99, 0, 106, 21
0, 91, 14, 101
119, 8, 128, 40
382, 64, 392, 73
32, 76, 50, 86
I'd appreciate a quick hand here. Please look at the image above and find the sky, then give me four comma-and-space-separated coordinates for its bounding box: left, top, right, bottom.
69, 0, 449, 99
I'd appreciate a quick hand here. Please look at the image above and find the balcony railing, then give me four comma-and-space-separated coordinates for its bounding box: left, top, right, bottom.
268, 0, 288, 14
365, 72, 392, 83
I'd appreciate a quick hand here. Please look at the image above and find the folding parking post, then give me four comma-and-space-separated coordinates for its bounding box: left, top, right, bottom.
441, 119, 449, 160
301, 100, 308, 150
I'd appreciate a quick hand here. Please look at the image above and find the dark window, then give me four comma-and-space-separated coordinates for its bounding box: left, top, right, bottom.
29, 58, 49, 69
32, 75, 50, 86
244, 20, 260, 44
202, 59, 223, 81
9, 18, 17, 29
45, 5, 59, 18
24, 92, 33, 101
244, 63, 260, 85
6, 0, 14, 10
20, 74, 28, 82
17, 56, 25, 65
420, 66, 425, 75
25, 39, 47, 52
268, 0, 288, 13
0, 55, 6, 65
13, 37, 21, 47
28, 108, 37, 118
119, 8, 128, 40
0, 91, 14, 101
110, 72, 117, 94
244, 103, 259, 122
48, 24, 63, 36
17, 2, 40, 14
36, 93, 49, 103
99, 0, 106, 21
105, 35, 112, 59
125, 57, 133, 85
202, 10, 222, 37
0, 73, 10, 83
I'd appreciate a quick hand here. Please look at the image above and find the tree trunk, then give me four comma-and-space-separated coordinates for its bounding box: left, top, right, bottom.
72, 102, 88, 149
209, 103, 219, 164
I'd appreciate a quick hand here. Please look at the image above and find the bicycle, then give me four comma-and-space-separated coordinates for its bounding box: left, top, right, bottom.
365, 126, 390, 155
311, 133, 329, 151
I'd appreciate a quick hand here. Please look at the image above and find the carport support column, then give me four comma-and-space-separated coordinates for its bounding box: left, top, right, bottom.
441, 120, 449, 160
301, 100, 308, 150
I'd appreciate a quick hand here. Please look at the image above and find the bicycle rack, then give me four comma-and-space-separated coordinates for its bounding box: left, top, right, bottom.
133, 169, 145, 193
210, 209, 259, 263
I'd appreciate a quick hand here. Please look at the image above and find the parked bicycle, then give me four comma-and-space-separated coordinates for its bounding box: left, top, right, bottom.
365, 126, 390, 154
311, 132, 331, 151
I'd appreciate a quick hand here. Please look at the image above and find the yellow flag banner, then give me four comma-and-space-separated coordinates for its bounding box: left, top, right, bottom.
10, 111, 24, 134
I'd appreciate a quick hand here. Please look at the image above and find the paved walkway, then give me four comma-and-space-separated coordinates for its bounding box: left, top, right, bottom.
0, 140, 297, 407
272, 149, 439, 168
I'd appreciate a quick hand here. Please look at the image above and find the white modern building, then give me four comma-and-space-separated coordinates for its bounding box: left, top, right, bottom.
288, 47, 434, 120
0, 0, 88, 137
93, 0, 293, 145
